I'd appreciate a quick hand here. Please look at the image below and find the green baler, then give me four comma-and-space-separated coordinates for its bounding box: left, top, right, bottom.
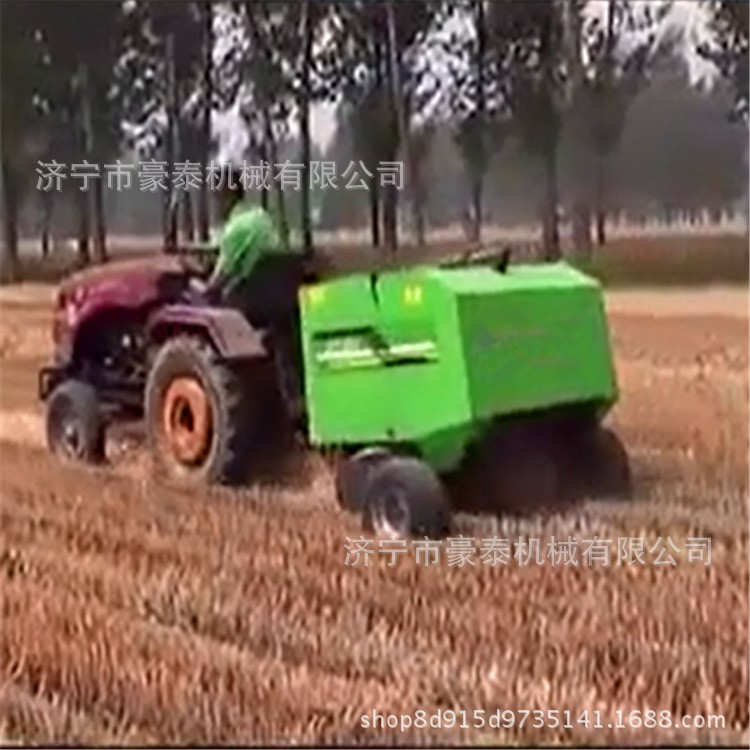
300, 261, 626, 535
301, 262, 617, 466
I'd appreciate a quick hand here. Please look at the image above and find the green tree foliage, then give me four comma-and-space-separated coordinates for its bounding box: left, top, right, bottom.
327, 0, 440, 250
2, 0, 747, 280
1, 1, 121, 274
700, 0, 749, 121
566, 0, 670, 250
484, 0, 568, 259
115, 1, 207, 249
213, 1, 335, 249
445, 0, 505, 244
0, 3, 47, 279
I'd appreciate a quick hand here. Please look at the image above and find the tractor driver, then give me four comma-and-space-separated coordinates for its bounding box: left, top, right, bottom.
194, 169, 292, 304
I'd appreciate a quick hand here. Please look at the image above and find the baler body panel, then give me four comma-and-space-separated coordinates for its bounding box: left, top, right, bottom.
439, 264, 618, 422
299, 262, 617, 471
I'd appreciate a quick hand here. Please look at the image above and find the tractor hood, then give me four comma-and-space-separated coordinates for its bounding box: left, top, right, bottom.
52, 257, 189, 361
57, 256, 185, 306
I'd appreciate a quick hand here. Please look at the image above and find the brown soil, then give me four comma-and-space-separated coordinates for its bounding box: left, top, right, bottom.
0, 284, 747, 746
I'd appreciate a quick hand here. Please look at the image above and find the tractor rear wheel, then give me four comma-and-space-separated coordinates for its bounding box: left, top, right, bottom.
145, 336, 256, 484
362, 456, 450, 538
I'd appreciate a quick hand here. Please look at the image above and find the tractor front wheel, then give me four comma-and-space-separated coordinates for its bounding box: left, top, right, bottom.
145, 336, 256, 484
362, 456, 450, 538
46, 379, 105, 464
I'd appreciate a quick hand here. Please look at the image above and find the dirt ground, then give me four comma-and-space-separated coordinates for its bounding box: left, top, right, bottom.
0, 283, 747, 745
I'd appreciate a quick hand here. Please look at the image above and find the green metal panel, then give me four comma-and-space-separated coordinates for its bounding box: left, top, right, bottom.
435, 263, 618, 421
299, 262, 617, 472
299, 268, 472, 467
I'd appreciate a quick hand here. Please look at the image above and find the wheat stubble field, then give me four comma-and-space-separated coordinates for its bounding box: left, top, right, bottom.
0, 245, 748, 744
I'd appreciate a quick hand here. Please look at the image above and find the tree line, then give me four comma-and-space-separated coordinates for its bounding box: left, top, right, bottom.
1, 0, 747, 280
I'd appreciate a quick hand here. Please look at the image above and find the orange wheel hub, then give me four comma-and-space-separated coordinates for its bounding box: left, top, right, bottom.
162, 377, 212, 464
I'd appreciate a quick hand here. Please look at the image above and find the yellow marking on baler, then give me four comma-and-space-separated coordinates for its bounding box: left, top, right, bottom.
307, 286, 325, 305
403, 284, 423, 305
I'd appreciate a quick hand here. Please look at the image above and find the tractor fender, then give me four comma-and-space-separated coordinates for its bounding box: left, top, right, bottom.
147, 304, 267, 360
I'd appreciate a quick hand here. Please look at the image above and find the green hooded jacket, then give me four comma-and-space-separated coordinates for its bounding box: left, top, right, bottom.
213, 202, 292, 283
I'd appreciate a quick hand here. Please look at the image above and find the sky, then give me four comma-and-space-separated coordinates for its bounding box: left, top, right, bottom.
211, 0, 719, 163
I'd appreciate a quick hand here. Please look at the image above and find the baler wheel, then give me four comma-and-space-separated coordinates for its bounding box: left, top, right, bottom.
450, 423, 560, 515
362, 456, 450, 538
498, 443, 559, 512
585, 427, 632, 498
335, 446, 391, 512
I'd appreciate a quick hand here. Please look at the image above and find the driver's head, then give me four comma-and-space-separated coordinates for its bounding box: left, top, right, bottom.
216, 165, 246, 220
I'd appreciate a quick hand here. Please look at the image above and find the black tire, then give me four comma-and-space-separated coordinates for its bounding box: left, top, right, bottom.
46, 379, 105, 463
590, 427, 632, 498
362, 456, 450, 537
562, 424, 632, 499
452, 423, 559, 515
335, 446, 391, 512
145, 336, 256, 484
500, 445, 559, 511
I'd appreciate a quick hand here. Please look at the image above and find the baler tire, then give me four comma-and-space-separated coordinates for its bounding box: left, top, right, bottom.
362, 456, 450, 538
46, 379, 105, 464
497, 444, 559, 512
145, 336, 256, 485
591, 427, 632, 499
455, 423, 560, 514
335, 446, 392, 512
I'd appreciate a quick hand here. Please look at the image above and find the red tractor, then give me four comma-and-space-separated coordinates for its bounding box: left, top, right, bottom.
39, 249, 631, 537
40, 252, 307, 481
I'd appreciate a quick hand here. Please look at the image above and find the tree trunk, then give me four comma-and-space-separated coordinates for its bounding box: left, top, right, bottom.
383, 185, 398, 253
76, 188, 91, 266
473, 0, 486, 245
369, 37, 383, 249
259, 145, 270, 212
382, 12, 398, 253
410, 144, 427, 246
198, 0, 212, 242
410, 134, 427, 246
369, 174, 380, 247
571, 198, 592, 259
41, 188, 53, 258
593, 0, 615, 248
72, 62, 91, 267
414, 192, 426, 246
594, 155, 607, 246
471, 173, 483, 244
164, 32, 178, 252
78, 60, 107, 263
181, 190, 195, 242
92, 177, 107, 262
263, 111, 288, 248
1, 159, 19, 282
299, 101, 312, 253
382, 179, 398, 252
299, 0, 313, 256
541, 141, 560, 261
